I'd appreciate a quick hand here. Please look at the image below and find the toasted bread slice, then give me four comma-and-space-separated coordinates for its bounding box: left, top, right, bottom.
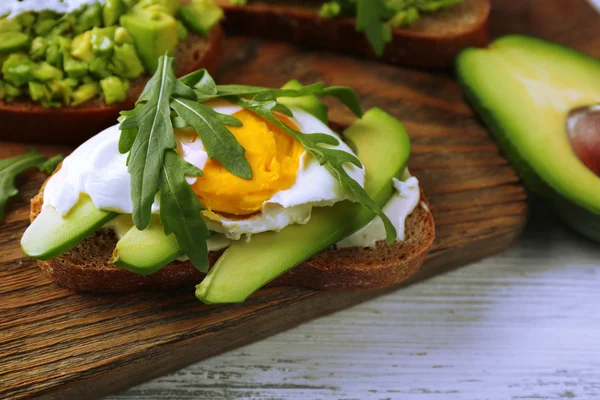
214, 0, 490, 68
0, 26, 224, 144
30, 174, 435, 293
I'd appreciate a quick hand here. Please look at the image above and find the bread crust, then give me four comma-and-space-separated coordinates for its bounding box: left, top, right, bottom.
214, 0, 489, 68
30, 173, 435, 293
0, 26, 225, 144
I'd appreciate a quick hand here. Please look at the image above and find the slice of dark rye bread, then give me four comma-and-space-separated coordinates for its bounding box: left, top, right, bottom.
29, 175, 435, 293
0, 26, 225, 144
214, 0, 490, 68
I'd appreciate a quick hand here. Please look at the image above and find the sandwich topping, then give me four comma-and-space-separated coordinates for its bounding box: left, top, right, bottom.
229, 0, 464, 55
0, 0, 222, 107
22, 57, 421, 302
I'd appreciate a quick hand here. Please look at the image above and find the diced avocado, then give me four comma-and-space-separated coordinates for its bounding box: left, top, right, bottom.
21, 194, 117, 260
0, 18, 22, 33
91, 27, 117, 56
33, 62, 64, 82
28, 81, 45, 101
176, 20, 188, 40
45, 39, 62, 67
0, 32, 30, 55
196, 107, 411, 304
114, 26, 133, 44
456, 35, 600, 241
89, 57, 112, 79
120, 8, 178, 72
16, 12, 36, 33
2, 81, 22, 100
64, 55, 88, 78
278, 79, 329, 124
2, 53, 34, 87
134, 0, 179, 15
103, 0, 129, 26
34, 10, 60, 36
110, 43, 145, 79
71, 82, 100, 106
100, 76, 127, 104
110, 216, 182, 274
29, 37, 49, 61
46, 79, 73, 106
71, 31, 95, 62
75, 3, 103, 35
178, 0, 223, 36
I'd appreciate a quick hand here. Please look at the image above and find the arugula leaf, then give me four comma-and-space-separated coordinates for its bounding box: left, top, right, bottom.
190, 78, 362, 118
234, 96, 397, 243
159, 150, 211, 272
171, 97, 252, 179
120, 56, 181, 230
40, 154, 64, 174
355, 0, 392, 56
0, 151, 46, 222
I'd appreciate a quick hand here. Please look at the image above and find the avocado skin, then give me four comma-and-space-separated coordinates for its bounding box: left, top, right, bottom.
456, 35, 600, 242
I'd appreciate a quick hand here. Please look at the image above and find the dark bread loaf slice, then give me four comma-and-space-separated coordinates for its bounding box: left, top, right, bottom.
214, 0, 490, 68
0, 26, 225, 144
30, 175, 435, 293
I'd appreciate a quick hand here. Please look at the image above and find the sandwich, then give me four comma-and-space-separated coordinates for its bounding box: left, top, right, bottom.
215, 0, 490, 68
0, 0, 224, 143
21, 56, 435, 304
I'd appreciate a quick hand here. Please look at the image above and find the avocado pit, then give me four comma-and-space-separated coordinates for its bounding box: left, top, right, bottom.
567, 105, 600, 177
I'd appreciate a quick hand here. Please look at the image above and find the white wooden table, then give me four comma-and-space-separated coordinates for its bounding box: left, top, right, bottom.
108, 202, 600, 400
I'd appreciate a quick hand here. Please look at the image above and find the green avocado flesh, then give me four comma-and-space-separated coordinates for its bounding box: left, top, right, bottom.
21, 194, 117, 260
457, 35, 600, 240
279, 79, 329, 124
196, 107, 411, 304
111, 216, 182, 274
0, 0, 221, 107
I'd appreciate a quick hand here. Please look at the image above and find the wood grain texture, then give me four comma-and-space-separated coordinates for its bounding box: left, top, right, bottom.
111, 203, 600, 400
0, 0, 552, 397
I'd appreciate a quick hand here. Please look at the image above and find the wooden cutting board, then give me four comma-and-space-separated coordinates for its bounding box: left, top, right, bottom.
8, 0, 589, 395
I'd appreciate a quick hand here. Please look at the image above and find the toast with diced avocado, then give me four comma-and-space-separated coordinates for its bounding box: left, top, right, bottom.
0, 0, 224, 143
214, 0, 490, 69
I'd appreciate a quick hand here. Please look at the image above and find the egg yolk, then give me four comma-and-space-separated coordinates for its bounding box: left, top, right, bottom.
192, 109, 305, 216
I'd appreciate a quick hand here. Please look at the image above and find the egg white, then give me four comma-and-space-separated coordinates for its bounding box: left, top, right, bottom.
43, 101, 365, 241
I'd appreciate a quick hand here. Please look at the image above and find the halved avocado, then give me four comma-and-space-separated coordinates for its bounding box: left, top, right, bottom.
457, 35, 600, 241
196, 107, 411, 304
21, 194, 117, 260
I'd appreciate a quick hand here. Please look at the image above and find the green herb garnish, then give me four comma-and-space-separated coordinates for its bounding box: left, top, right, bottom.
0, 150, 62, 222
120, 55, 397, 271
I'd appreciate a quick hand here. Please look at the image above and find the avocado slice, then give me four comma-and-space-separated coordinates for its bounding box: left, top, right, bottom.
196, 107, 411, 304
111, 216, 182, 275
278, 79, 329, 124
456, 35, 600, 241
177, 0, 223, 36
120, 8, 178, 72
21, 194, 117, 260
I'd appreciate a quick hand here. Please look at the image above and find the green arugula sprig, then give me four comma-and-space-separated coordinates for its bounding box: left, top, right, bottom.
119, 55, 397, 272
0, 151, 63, 222
234, 94, 397, 243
